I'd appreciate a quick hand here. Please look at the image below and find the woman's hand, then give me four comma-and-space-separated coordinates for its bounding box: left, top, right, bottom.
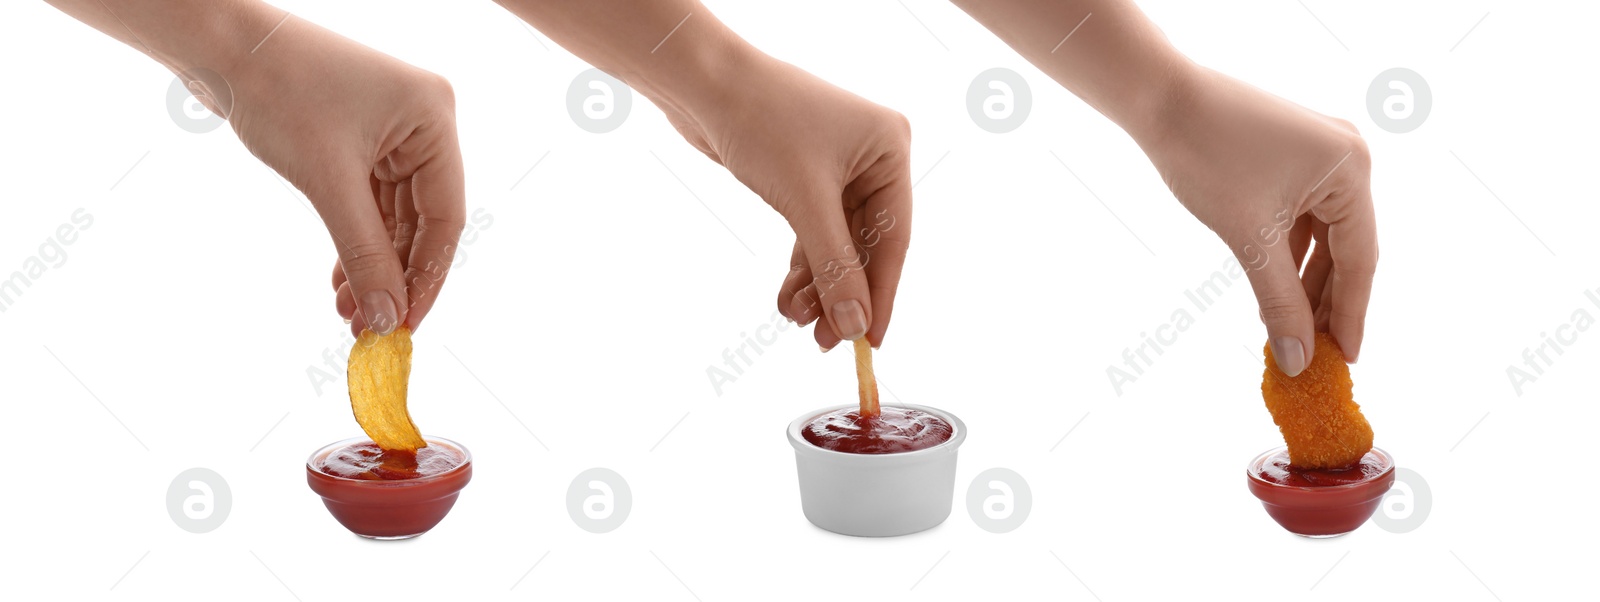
47, 0, 467, 337
496, 1, 913, 350
953, 0, 1378, 375
670, 53, 913, 351
1141, 67, 1378, 374
227, 18, 467, 336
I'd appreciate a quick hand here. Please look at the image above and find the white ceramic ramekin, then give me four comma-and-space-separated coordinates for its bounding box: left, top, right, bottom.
787, 403, 967, 537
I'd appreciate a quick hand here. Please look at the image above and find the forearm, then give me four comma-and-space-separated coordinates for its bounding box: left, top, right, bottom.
492, 0, 754, 121
45, 0, 283, 79
950, 0, 1194, 143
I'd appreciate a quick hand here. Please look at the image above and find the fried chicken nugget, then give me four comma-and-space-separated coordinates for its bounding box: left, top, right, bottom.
1262, 332, 1373, 469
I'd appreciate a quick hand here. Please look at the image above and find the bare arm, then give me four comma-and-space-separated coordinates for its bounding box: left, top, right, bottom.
954, 0, 1378, 372
45, 0, 275, 80
46, 1, 468, 336
495, 0, 915, 350
951, 0, 1190, 141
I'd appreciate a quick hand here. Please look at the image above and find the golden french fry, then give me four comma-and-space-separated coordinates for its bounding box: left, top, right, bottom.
348, 327, 426, 452
854, 338, 880, 418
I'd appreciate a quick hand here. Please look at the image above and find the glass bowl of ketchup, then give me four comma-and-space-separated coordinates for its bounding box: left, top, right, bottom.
787, 403, 966, 537
1246, 446, 1395, 538
306, 436, 473, 540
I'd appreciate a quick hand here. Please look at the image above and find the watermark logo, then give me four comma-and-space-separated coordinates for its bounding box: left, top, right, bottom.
1505, 287, 1598, 396
1106, 209, 1295, 396
566, 467, 631, 533
787, 209, 899, 317
167, 67, 232, 134
1105, 255, 1246, 395
1371, 467, 1430, 534
305, 332, 358, 396
567, 68, 632, 133
166, 468, 231, 533
1366, 68, 1431, 134
450, 207, 495, 269
966, 467, 1032, 533
706, 310, 793, 396
967, 68, 1031, 133
1, 208, 94, 315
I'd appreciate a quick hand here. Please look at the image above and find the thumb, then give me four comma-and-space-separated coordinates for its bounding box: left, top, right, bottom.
314, 176, 408, 336
1239, 232, 1316, 376
789, 194, 873, 343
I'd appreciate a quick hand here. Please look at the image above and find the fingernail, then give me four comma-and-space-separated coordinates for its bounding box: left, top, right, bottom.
819, 345, 832, 353
830, 299, 868, 341
1270, 337, 1306, 377
362, 291, 400, 335
343, 317, 352, 325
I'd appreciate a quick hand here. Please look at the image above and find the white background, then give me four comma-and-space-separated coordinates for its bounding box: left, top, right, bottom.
2, 1, 1596, 600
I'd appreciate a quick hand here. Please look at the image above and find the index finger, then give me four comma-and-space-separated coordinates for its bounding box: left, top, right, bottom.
855, 167, 912, 348
1325, 189, 1378, 362
397, 126, 467, 333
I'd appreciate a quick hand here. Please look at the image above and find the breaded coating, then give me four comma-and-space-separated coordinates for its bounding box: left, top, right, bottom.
1262, 332, 1374, 469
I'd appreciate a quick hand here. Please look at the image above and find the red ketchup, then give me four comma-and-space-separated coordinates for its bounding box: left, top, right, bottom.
1253, 451, 1388, 487
1246, 447, 1395, 537
801, 406, 953, 454
306, 438, 472, 539
318, 442, 463, 480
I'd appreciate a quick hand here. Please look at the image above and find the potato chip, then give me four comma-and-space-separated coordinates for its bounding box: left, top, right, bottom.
854, 338, 880, 418
1261, 332, 1373, 469
348, 327, 426, 452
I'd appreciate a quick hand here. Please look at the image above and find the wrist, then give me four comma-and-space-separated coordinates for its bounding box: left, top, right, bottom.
1115, 50, 1203, 151
101, 0, 276, 76
621, 18, 763, 133
101, 0, 284, 118
188, 2, 286, 89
